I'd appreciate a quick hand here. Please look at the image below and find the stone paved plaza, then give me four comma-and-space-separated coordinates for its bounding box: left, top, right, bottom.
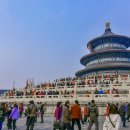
2, 115, 130, 130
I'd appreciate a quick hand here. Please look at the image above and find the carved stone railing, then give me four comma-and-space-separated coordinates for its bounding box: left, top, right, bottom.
77, 94, 93, 101
1, 93, 130, 103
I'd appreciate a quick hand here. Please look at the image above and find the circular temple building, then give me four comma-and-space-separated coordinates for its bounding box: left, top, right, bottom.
76, 22, 130, 77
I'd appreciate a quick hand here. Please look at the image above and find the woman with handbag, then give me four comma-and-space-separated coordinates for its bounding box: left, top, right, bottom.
53, 102, 62, 130
103, 104, 121, 130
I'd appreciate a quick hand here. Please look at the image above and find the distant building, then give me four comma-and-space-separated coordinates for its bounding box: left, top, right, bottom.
0, 90, 9, 95
76, 22, 130, 77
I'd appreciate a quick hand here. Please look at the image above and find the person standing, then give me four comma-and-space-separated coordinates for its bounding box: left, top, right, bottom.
87, 100, 99, 130
120, 103, 126, 127
104, 103, 110, 117
83, 104, 88, 123
94, 88, 98, 94
116, 103, 120, 114
103, 104, 121, 130
40, 103, 46, 123
127, 103, 130, 122
26, 100, 37, 130
54, 102, 62, 123
19, 103, 24, 118
7, 106, 13, 130
0, 103, 5, 130
26, 101, 31, 125
62, 100, 71, 130
37, 102, 41, 118
98, 88, 103, 94
9, 103, 19, 130
71, 100, 82, 130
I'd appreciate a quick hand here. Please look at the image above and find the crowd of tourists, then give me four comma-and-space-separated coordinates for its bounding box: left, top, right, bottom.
0, 102, 23, 130
54, 100, 130, 130
4, 74, 129, 100
0, 101, 47, 130
0, 100, 130, 130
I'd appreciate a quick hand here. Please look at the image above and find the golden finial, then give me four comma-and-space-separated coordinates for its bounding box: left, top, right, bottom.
105, 21, 110, 28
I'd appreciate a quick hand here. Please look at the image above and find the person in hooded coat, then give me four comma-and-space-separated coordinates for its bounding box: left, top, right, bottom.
9, 103, 19, 130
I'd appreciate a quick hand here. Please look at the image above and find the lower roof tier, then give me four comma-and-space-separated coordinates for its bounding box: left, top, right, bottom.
75, 63, 130, 77
81, 49, 130, 66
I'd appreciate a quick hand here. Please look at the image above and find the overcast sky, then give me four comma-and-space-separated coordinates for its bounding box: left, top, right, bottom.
0, 0, 130, 89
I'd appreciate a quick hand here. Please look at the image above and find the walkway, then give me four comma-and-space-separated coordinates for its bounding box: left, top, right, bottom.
2, 116, 130, 130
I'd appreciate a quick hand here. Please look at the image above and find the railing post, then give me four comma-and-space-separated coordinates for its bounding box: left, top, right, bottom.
59, 91, 61, 101
92, 90, 94, 100
33, 90, 36, 102
85, 76, 88, 88
75, 81, 77, 100
110, 82, 113, 103
46, 92, 47, 102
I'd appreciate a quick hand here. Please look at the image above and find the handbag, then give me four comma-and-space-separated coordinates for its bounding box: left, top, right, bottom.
53, 120, 61, 129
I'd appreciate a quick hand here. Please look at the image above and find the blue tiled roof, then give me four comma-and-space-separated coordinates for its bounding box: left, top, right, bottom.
76, 65, 130, 77
80, 50, 130, 66
87, 28, 130, 50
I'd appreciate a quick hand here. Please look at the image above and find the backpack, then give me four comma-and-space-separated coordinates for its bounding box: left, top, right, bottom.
88, 105, 98, 119
40, 105, 46, 113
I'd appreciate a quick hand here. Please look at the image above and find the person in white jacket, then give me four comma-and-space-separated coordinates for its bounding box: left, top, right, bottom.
103, 104, 121, 130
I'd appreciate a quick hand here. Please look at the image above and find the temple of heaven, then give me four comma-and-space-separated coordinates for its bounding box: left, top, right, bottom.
75, 22, 130, 77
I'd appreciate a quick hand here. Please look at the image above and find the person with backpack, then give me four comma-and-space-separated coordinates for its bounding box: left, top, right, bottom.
26, 100, 37, 130
40, 103, 46, 123
103, 104, 121, 130
71, 100, 82, 130
87, 100, 99, 130
25, 101, 31, 125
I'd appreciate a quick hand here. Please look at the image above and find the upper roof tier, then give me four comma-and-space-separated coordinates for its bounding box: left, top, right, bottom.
87, 22, 130, 52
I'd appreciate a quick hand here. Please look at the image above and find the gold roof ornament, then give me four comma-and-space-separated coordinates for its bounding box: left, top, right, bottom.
105, 22, 110, 28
